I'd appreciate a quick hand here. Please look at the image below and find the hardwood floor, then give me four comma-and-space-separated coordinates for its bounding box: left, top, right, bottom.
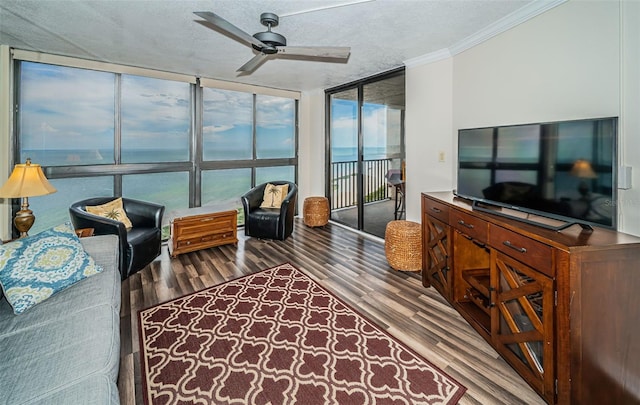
118, 219, 545, 405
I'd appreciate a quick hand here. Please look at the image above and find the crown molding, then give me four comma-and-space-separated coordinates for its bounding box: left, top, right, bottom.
404, 0, 567, 69
449, 0, 567, 56
404, 48, 452, 68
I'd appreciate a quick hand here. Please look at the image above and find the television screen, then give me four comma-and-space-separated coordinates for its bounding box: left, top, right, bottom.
456, 117, 617, 229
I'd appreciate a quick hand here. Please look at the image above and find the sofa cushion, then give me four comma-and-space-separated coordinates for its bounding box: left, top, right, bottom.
0, 223, 103, 314
0, 239, 120, 334
21, 374, 120, 405
0, 234, 121, 404
0, 301, 120, 404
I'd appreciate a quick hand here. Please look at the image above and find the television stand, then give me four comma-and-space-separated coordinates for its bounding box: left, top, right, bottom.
471, 200, 594, 232
421, 191, 640, 404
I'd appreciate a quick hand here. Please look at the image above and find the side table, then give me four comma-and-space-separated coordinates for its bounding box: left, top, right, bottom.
303, 197, 329, 227
75, 228, 95, 238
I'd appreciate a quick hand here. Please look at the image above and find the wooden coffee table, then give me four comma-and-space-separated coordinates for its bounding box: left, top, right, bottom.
168, 208, 238, 258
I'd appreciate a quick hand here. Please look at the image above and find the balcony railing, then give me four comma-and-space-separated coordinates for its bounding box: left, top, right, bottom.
331, 159, 391, 210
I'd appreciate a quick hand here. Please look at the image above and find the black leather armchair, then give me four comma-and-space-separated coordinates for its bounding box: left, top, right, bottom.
241, 181, 297, 240
69, 197, 164, 280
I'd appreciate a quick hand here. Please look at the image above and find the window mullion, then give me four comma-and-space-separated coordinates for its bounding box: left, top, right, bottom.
252, 93, 257, 187
114, 73, 122, 196
193, 82, 201, 208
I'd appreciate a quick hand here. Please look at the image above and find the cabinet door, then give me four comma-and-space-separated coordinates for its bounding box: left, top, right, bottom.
423, 215, 452, 301
491, 251, 555, 403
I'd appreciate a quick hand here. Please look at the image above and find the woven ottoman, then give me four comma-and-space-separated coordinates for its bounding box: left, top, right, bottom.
303, 196, 329, 227
385, 220, 422, 271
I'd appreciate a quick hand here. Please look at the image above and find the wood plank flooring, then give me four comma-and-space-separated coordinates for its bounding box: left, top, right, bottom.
118, 219, 545, 405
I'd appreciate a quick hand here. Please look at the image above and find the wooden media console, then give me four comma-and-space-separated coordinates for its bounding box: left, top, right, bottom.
421, 191, 640, 404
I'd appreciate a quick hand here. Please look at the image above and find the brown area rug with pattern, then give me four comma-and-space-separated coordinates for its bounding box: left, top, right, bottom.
139, 263, 466, 404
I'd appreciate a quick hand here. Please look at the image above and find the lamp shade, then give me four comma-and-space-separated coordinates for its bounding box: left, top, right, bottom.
570, 159, 597, 179
0, 159, 57, 198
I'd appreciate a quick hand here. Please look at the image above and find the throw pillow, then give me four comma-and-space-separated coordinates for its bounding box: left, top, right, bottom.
260, 183, 289, 209
0, 222, 104, 315
85, 197, 133, 229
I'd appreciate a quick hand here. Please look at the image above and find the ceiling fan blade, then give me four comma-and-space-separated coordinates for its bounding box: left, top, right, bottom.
194, 11, 266, 49
277, 46, 351, 59
237, 53, 270, 73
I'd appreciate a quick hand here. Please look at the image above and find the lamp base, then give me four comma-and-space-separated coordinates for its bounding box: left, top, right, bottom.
14, 207, 35, 238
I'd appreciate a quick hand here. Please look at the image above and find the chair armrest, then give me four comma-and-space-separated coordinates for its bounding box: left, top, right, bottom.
123, 199, 165, 228
242, 185, 267, 211
279, 185, 298, 217
69, 206, 128, 275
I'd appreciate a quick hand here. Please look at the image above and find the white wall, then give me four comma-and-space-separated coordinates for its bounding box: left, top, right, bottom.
618, 0, 640, 236
405, 0, 640, 235
405, 58, 454, 222
453, 0, 619, 127
0, 45, 11, 241
297, 89, 326, 206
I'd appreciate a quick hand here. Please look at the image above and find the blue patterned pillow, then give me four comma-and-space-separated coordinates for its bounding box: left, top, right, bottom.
0, 222, 103, 314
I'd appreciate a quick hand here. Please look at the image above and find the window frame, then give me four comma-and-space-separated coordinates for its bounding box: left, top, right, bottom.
10, 56, 299, 236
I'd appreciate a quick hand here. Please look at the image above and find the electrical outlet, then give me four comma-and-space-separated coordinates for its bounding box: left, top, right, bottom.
438, 151, 445, 162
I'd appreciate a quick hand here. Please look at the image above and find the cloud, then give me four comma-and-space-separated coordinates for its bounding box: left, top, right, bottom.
203, 124, 234, 133
19, 62, 296, 153
39, 122, 58, 133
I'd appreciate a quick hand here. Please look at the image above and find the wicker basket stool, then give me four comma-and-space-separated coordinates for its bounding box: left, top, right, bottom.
303, 196, 330, 227
385, 220, 422, 271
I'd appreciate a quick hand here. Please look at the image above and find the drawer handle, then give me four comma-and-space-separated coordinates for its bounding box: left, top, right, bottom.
458, 220, 474, 229
503, 240, 527, 253
431, 207, 442, 213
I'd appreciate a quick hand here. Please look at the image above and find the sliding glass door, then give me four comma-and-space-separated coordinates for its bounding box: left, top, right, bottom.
329, 88, 359, 230
327, 69, 405, 238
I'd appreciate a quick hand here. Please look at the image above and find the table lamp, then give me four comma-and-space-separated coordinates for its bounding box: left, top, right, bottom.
570, 159, 597, 198
0, 158, 57, 238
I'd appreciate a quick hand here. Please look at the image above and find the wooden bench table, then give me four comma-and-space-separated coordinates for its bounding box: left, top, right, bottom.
168, 208, 238, 258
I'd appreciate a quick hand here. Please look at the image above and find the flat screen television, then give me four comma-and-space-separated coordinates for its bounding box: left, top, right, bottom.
455, 117, 617, 231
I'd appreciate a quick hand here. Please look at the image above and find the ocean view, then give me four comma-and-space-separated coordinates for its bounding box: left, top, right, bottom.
21, 148, 295, 234
21, 146, 296, 167
332, 146, 398, 163
20, 146, 398, 234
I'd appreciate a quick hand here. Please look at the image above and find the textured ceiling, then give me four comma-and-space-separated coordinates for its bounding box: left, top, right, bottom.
0, 0, 546, 92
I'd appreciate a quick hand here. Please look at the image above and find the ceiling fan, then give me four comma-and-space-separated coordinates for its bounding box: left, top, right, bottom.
194, 11, 351, 74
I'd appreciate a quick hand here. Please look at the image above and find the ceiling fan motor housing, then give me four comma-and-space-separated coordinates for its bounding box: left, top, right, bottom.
253, 12, 286, 53
252, 31, 286, 53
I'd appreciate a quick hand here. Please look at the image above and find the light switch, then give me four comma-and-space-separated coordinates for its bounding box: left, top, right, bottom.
618, 166, 632, 189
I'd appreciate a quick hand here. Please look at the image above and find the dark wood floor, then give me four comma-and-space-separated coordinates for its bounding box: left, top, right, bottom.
118, 219, 545, 405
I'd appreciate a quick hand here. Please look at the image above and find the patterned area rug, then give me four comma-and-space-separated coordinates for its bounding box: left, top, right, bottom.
139, 263, 466, 404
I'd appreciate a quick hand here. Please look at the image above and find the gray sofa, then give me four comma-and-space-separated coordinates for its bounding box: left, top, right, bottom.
0, 235, 121, 404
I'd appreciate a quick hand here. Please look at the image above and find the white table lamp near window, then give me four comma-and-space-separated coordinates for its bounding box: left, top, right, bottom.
0, 158, 57, 238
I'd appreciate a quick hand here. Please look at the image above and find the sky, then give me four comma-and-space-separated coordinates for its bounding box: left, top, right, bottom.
330, 98, 402, 159
19, 62, 296, 156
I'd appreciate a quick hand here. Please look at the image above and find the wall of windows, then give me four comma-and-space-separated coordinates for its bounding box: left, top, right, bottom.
10, 55, 298, 236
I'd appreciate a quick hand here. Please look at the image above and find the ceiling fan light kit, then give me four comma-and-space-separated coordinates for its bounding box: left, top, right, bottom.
194, 11, 350, 74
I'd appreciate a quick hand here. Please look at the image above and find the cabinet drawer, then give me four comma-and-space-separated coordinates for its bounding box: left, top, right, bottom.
451, 209, 488, 243
423, 197, 450, 223
489, 225, 554, 276
177, 232, 234, 248
172, 212, 236, 237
